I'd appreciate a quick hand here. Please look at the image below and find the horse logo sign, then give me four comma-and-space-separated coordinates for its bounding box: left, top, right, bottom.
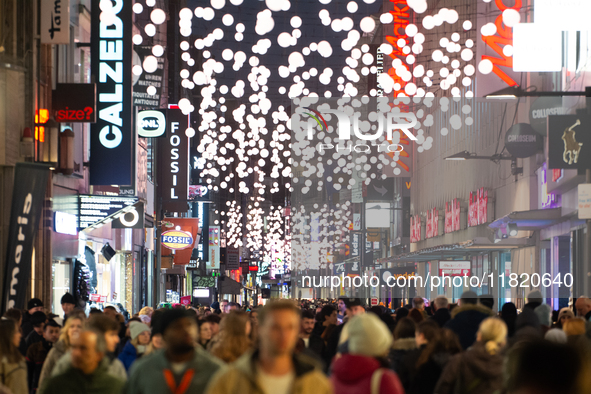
548, 115, 591, 170
562, 119, 582, 165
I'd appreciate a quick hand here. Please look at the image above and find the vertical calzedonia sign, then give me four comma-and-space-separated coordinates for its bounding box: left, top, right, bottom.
90, 0, 133, 185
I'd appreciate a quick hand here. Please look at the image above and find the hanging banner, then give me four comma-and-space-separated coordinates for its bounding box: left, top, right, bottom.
226, 246, 240, 270
158, 108, 190, 212
41, 0, 70, 44
133, 46, 165, 108
90, 0, 133, 185
160, 218, 199, 265
208, 226, 220, 269
3, 164, 49, 312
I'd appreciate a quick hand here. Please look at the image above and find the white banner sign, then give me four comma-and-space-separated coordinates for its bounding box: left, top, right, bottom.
578, 184, 591, 219
41, 0, 70, 44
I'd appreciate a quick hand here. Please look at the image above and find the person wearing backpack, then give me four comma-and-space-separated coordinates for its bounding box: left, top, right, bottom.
330, 313, 404, 394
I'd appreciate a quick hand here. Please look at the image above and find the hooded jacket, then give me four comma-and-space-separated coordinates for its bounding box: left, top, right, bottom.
434, 342, 503, 394
331, 354, 404, 394
205, 350, 332, 394
118, 342, 141, 372
444, 304, 494, 350
37, 362, 124, 394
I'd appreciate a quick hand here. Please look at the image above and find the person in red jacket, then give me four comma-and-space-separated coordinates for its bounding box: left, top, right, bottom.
330, 313, 405, 394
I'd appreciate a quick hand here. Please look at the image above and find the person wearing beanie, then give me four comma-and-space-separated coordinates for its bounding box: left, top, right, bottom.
22, 298, 44, 339
118, 321, 150, 372
444, 291, 494, 350
60, 293, 76, 320
554, 307, 575, 329
123, 308, 223, 394
545, 328, 568, 344
23, 311, 47, 354
325, 298, 366, 366
330, 313, 404, 394
435, 318, 507, 394
524, 290, 543, 311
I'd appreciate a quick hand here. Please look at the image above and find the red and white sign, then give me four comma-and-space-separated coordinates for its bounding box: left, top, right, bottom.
90, 294, 101, 302
410, 215, 421, 243
426, 208, 439, 239
371, 298, 379, 306
469, 188, 488, 227
439, 261, 471, 277
180, 295, 192, 306
444, 199, 461, 233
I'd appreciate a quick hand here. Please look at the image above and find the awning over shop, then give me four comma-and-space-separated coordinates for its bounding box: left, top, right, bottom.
220, 277, 243, 295
488, 208, 563, 231
385, 237, 532, 263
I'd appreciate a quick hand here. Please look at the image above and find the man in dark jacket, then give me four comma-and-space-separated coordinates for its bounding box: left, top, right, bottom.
23, 312, 47, 355
300, 310, 325, 362
523, 290, 543, 311
38, 329, 124, 394
430, 295, 451, 327
60, 293, 76, 320
325, 298, 366, 365
444, 291, 494, 350
27, 319, 60, 393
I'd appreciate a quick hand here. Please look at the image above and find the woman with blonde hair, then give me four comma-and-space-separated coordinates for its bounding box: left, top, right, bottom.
0, 318, 28, 394
38, 314, 84, 386
209, 311, 252, 363
434, 317, 507, 394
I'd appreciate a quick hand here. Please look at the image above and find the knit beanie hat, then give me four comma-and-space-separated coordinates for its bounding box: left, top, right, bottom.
347, 313, 393, 357
545, 328, 567, 344
129, 321, 150, 340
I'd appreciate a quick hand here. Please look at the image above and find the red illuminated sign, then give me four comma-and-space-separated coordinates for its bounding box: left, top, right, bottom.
445, 199, 461, 233
410, 215, 421, 243
469, 188, 488, 227
384, 0, 410, 96
55, 107, 95, 122
480, 0, 522, 88
426, 207, 439, 239
52, 83, 97, 123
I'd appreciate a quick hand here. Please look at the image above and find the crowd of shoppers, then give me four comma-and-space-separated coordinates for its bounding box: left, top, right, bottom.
2, 292, 591, 394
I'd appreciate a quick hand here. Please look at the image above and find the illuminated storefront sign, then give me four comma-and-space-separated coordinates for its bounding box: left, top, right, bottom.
161, 230, 194, 250
539, 163, 559, 209
425, 207, 439, 239
54, 212, 78, 235
90, 0, 133, 185
384, 0, 410, 95
468, 188, 488, 227
78, 195, 137, 229
445, 199, 461, 234
410, 215, 421, 243
137, 110, 166, 138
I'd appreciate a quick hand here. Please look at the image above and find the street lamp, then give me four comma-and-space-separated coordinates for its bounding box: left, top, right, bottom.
444, 151, 522, 176
485, 86, 591, 99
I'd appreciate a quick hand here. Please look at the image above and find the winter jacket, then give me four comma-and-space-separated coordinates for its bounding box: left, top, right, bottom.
24, 332, 42, 356
389, 337, 417, 373
409, 351, 455, 394
37, 363, 124, 394
37, 340, 67, 389
21, 313, 34, 340
205, 350, 332, 394
434, 342, 503, 394
26, 338, 53, 393
444, 304, 494, 350
51, 352, 127, 381
123, 347, 223, 394
396, 344, 425, 392
118, 342, 140, 372
331, 354, 404, 394
325, 323, 345, 366
0, 358, 28, 394
430, 308, 451, 328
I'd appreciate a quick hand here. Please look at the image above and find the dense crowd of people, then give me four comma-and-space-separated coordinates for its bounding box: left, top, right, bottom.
1, 290, 591, 394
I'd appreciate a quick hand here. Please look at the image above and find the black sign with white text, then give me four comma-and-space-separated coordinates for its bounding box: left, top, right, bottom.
3, 164, 49, 312
79, 195, 138, 229
158, 108, 189, 212
90, 0, 133, 185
